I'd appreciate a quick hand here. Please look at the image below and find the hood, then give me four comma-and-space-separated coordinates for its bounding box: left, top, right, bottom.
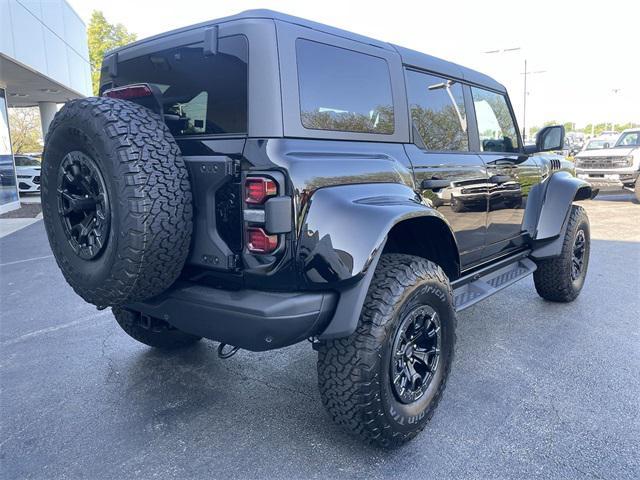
16, 166, 41, 175
575, 147, 636, 158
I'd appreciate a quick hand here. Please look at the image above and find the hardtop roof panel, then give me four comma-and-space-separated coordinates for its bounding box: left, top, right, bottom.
108, 9, 504, 92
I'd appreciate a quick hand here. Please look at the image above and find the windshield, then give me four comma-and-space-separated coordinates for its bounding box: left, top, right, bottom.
615, 132, 640, 147
585, 140, 607, 150
14, 156, 40, 166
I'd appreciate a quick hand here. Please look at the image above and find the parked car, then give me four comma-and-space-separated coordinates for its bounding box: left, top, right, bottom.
41, 10, 593, 447
14, 155, 41, 193
575, 128, 640, 200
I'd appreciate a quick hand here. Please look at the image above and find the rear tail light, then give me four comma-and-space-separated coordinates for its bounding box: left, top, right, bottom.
245, 177, 277, 204
103, 84, 153, 100
246, 227, 278, 254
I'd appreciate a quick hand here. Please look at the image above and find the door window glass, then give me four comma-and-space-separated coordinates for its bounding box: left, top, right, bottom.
296, 39, 394, 134
615, 131, 640, 147
406, 70, 468, 151
471, 88, 519, 153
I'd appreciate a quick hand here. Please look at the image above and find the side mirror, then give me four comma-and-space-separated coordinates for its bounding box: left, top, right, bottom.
603, 142, 610, 149
536, 125, 565, 152
524, 125, 565, 154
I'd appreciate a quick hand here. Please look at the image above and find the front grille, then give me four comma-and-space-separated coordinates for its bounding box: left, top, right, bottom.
576, 157, 631, 169
33, 176, 40, 184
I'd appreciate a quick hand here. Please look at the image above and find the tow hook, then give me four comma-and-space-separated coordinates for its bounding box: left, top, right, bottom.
217, 343, 240, 359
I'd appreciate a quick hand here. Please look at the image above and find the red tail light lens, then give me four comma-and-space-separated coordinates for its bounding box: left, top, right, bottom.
246, 227, 278, 253
245, 177, 277, 204
104, 84, 153, 100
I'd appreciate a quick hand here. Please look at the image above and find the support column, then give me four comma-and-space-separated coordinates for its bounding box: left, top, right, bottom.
38, 102, 57, 137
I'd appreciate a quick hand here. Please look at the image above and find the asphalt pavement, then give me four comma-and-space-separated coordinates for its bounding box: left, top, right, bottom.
1, 194, 639, 479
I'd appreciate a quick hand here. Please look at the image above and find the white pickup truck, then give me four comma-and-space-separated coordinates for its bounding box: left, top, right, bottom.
575, 128, 640, 201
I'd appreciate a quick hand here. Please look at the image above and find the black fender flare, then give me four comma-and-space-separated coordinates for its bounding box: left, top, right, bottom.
296, 183, 459, 339
529, 171, 592, 259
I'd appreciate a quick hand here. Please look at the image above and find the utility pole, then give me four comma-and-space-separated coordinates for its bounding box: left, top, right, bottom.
520, 62, 546, 142
483, 48, 546, 142
523, 59, 527, 142
611, 88, 621, 132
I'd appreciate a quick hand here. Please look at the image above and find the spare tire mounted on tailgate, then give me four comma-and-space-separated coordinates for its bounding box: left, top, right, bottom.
41, 97, 193, 307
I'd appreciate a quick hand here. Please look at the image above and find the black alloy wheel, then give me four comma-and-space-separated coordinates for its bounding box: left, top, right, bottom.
390, 305, 442, 404
571, 229, 586, 281
57, 151, 110, 261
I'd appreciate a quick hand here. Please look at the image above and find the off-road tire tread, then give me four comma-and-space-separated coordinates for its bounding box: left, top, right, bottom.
42, 97, 192, 306
317, 254, 456, 448
533, 205, 589, 302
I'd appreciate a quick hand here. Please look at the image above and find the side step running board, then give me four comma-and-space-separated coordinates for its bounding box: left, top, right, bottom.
452, 255, 537, 312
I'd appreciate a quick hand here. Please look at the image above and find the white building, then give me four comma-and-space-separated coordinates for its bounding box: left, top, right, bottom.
0, 0, 91, 213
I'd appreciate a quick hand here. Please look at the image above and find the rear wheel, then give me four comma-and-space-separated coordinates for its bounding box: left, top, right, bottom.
533, 205, 590, 302
634, 178, 640, 203
112, 307, 201, 350
317, 254, 456, 448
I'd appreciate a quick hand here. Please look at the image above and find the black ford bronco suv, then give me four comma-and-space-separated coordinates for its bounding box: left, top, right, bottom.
42, 10, 594, 447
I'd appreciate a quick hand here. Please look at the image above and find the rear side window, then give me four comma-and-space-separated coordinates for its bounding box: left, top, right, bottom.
471, 88, 519, 153
113, 35, 248, 136
296, 39, 394, 134
406, 69, 468, 151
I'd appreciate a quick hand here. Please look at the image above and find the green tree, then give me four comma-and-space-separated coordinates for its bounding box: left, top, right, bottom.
87, 11, 136, 95
8, 107, 42, 154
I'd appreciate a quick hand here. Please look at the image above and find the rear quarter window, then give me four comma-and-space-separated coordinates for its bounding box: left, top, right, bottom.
296, 39, 394, 135
111, 35, 248, 137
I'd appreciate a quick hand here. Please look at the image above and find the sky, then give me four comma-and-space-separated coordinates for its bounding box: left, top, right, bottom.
67, 0, 639, 130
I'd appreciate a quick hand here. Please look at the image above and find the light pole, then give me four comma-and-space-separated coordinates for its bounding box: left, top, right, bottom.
611, 88, 621, 132
483, 48, 547, 142
521, 60, 546, 142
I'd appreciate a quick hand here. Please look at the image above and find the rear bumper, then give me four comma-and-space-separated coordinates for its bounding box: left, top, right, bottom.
127, 282, 337, 351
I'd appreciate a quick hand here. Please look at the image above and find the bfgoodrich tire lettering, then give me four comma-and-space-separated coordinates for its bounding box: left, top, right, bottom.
317, 254, 456, 448
41, 97, 192, 307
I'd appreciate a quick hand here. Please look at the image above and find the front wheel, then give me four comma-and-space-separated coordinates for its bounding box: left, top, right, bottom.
533, 205, 590, 302
317, 254, 456, 448
450, 196, 464, 212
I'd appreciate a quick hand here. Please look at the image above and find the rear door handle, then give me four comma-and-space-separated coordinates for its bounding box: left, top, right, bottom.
421, 178, 450, 190
488, 174, 511, 184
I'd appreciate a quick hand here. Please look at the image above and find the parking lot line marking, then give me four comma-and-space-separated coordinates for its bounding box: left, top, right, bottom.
1, 311, 111, 347
0, 254, 54, 267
